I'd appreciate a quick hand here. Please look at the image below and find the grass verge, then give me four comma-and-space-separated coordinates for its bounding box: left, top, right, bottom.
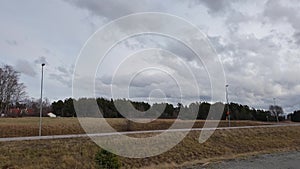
0, 126, 300, 168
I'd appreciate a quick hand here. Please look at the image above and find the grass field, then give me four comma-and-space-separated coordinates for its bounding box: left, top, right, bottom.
0, 117, 271, 138
0, 125, 300, 169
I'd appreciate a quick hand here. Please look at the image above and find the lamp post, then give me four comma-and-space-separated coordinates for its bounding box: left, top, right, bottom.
226, 84, 230, 127
273, 98, 279, 123
39, 63, 45, 136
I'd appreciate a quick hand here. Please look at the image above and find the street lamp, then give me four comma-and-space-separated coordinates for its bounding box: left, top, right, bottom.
39, 63, 45, 136
273, 98, 279, 123
225, 84, 230, 127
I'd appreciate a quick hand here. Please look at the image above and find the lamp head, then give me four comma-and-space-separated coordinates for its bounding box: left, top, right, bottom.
42, 63, 45, 67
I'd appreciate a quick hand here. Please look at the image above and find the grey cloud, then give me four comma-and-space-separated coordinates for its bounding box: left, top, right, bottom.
110, 34, 208, 80
199, 95, 211, 101
294, 32, 300, 45
264, 0, 295, 21
34, 56, 48, 65
43, 48, 51, 54
100, 72, 167, 89
6, 40, 18, 46
94, 81, 113, 98
200, 0, 231, 13
273, 69, 300, 89
189, 0, 234, 14
49, 65, 74, 87
126, 73, 184, 100
264, 0, 300, 30
208, 36, 226, 53
125, 35, 207, 69
128, 88, 181, 101
161, 39, 197, 62
65, 0, 167, 20
121, 35, 197, 62
225, 10, 254, 27
99, 75, 113, 86
57, 66, 69, 74
49, 73, 71, 87
130, 75, 164, 88
43, 48, 57, 56
15, 59, 37, 77
280, 93, 300, 113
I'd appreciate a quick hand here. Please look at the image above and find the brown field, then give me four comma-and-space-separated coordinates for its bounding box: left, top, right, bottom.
0, 125, 300, 169
0, 117, 271, 138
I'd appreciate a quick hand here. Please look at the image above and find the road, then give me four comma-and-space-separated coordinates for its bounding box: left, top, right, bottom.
187, 151, 300, 169
0, 123, 299, 142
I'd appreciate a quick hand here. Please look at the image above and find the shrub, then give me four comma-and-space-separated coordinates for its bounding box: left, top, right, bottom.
95, 149, 120, 169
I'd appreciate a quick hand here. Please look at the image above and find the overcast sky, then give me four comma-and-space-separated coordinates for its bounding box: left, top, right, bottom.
1, 0, 300, 112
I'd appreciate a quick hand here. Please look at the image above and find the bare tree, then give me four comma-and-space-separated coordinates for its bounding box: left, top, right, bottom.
0, 65, 27, 115
269, 105, 284, 122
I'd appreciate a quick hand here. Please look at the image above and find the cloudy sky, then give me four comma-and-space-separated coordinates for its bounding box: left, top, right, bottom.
1, 0, 300, 112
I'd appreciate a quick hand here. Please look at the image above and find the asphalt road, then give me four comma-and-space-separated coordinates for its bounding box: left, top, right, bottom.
186, 151, 300, 169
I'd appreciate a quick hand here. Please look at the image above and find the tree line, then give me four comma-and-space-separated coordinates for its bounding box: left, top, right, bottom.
291, 110, 300, 122
51, 97, 282, 121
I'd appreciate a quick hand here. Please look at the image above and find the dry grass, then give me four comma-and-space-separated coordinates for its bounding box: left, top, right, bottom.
0, 125, 300, 169
0, 117, 271, 138
119, 126, 300, 168
0, 118, 85, 137
0, 138, 97, 169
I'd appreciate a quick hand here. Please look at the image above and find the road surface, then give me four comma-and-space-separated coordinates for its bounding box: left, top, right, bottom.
185, 151, 300, 169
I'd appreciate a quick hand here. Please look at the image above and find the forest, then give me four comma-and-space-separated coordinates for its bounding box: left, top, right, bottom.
51, 97, 284, 122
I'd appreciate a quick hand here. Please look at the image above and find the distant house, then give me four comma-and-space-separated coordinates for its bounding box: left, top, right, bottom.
8, 108, 22, 117
6, 108, 37, 117
47, 112, 57, 118
24, 108, 36, 116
